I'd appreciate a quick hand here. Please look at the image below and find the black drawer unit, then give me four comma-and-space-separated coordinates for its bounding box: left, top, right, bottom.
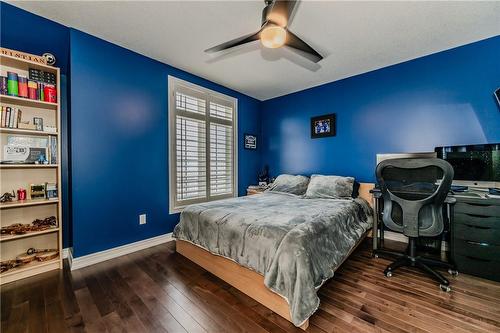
451, 195, 500, 282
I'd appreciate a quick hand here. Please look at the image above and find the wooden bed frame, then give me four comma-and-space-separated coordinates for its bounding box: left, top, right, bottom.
176, 182, 375, 330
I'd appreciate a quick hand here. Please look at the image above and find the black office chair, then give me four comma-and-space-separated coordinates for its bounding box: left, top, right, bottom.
375, 158, 457, 292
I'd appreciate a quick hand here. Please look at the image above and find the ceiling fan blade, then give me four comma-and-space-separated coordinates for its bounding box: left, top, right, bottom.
205, 31, 261, 53
285, 30, 323, 63
266, 0, 299, 27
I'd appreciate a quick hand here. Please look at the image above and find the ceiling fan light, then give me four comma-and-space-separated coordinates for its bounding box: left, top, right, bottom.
260, 25, 287, 48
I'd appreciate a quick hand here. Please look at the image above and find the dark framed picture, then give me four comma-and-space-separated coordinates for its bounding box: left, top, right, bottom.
311, 113, 336, 138
33, 117, 44, 131
244, 133, 257, 150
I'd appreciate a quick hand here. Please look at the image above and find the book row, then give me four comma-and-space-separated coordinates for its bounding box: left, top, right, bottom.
0, 69, 57, 103
0, 106, 22, 128
0, 105, 56, 132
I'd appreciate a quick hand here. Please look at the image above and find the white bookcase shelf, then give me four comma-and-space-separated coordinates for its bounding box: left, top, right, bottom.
0, 164, 59, 169
0, 198, 59, 209
0, 128, 58, 136
0, 49, 63, 285
1, 227, 59, 242
0, 94, 57, 109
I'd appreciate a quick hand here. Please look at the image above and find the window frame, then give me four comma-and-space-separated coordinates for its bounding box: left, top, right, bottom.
168, 76, 238, 214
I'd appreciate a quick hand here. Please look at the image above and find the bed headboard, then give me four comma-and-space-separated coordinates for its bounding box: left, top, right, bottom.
358, 183, 375, 208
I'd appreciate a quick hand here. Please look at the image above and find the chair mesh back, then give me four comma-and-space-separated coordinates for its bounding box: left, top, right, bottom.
376, 158, 454, 237
381, 165, 443, 229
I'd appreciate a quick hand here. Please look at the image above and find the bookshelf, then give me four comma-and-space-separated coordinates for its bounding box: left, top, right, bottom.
0, 95, 58, 109
0, 164, 59, 169
0, 49, 63, 285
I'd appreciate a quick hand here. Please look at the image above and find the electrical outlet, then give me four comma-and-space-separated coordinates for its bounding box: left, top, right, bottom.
139, 214, 147, 225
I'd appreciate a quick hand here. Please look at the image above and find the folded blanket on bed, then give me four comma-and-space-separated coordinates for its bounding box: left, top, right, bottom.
173, 192, 373, 326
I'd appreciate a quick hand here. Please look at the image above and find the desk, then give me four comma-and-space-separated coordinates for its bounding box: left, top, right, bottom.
372, 188, 500, 282
450, 193, 500, 282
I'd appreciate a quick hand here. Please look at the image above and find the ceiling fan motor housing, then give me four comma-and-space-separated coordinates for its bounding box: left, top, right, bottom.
262, 1, 274, 26
205, 0, 323, 63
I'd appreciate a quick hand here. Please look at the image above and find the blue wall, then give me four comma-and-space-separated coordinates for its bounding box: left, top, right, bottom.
260, 36, 500, 182
1, 2, 72, 247
0, 2, 69, 74
70, 29, 261, 257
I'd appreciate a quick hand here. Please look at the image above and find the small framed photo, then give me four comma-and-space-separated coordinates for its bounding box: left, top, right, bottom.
311, 113, 336, 139
244, 133, 257, 150
33, 117, 44, 131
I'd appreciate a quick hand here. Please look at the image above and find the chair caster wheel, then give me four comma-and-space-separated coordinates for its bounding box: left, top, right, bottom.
440, 284, 451, 292
385, 271, 392, 278
448, 269, 458, 277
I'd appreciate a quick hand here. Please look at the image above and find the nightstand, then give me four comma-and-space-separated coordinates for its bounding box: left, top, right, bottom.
247, 186, 266, 195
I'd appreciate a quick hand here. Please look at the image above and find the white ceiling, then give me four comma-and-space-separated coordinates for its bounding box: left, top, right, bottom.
8, 1, 500, 100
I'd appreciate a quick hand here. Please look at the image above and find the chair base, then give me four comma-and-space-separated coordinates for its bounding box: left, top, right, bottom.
374, 238, 457, 292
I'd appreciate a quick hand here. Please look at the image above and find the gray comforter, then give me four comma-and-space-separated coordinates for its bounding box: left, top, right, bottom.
173, 192, 373, 326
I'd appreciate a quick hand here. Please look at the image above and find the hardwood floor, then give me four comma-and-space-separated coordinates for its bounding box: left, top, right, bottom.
2, 239, 500, 333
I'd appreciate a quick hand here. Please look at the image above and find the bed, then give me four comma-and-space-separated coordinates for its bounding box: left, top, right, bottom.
173, 182, 374, 330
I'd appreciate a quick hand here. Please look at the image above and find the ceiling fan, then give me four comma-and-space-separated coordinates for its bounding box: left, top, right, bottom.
205, 0, 323, 63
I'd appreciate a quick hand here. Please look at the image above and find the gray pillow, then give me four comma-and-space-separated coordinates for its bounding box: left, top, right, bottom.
304, 174, 354, 199
267, 174, 310, 196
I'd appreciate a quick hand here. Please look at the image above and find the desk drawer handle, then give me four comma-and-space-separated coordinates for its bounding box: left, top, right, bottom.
464, 224, 490, 230
465, 256, 491, 262
466, 240, 490, 246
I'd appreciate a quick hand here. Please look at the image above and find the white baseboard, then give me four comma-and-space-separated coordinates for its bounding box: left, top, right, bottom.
62, 248, 70, 259
70, 233, 173, 271
383, 231, 409, 243
67, 247, 73, 267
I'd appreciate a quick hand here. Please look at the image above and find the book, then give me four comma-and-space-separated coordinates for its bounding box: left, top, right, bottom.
16, 109, 22, 128
48, 135, 57, 164
4, 106, 8, 127
5, 107, 11, 128
11, 108, 17, 128
12, 108, 17, 128
9, 107, 14, 128
0, 106, 4, 127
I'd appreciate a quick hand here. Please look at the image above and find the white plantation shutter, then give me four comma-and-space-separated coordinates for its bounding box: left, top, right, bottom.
210, 123, 233, 195
169, 77, 237, 211
176, 116, 206, 200
210, 100, 233, 121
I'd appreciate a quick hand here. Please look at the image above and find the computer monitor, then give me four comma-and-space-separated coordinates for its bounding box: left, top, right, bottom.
435, 143, 500, 188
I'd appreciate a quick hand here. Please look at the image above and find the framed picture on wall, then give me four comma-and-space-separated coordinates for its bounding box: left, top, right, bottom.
244, 133, 257, 150
311, 113, 336, 138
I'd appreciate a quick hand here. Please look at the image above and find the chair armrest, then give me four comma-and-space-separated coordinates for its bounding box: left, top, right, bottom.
370, 188, 383, 199
444, 196, 456, 205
